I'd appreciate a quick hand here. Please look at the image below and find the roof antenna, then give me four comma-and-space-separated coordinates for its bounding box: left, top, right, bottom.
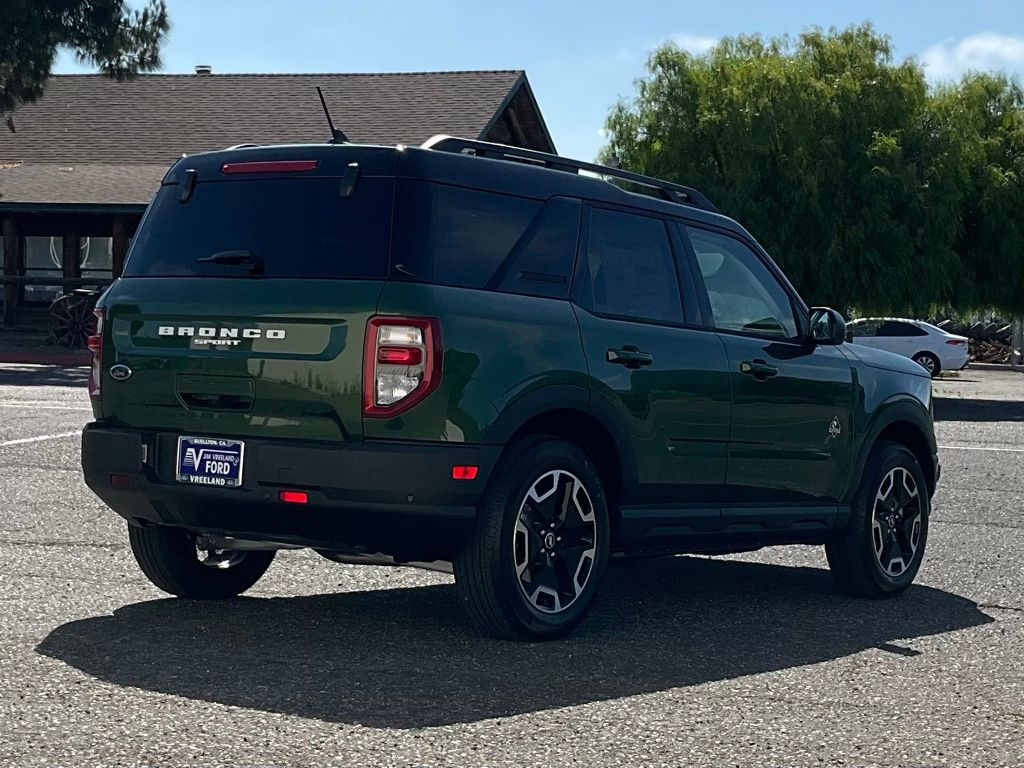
316, 86, 349, 144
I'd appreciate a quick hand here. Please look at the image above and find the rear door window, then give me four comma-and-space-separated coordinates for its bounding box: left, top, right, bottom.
578, 208, 683, 324
877, 321, 927, 337
124, 177, 394, 279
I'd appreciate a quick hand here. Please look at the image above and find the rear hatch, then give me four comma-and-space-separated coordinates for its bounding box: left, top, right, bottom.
95, 145, 399, 443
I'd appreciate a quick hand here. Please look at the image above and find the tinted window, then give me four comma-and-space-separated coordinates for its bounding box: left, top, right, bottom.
877, 321, 927, 337
125, 178, 394, 278
685, 227, 798, 338
487, 198, 581, 299
393, 182, 540, 289
583, 208, 683, 324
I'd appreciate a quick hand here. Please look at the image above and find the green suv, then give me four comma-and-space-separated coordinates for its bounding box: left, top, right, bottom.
82, 136, 939, 640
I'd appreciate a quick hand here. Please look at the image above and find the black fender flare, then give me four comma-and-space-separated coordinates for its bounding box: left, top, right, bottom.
849, 398, 937, 501
482, 384, 638, 496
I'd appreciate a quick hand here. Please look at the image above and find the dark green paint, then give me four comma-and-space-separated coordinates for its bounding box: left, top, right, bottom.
90, 140, 939, 554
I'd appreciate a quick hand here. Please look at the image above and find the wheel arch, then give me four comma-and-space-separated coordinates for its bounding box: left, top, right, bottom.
852, 402, 938, 499
484, 386, 632, 525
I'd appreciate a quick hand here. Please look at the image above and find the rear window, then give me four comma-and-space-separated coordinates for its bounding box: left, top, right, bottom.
124, 177, 394, 279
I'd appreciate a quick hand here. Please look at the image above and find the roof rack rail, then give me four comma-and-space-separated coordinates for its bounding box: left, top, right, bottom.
421, 135, 719, 214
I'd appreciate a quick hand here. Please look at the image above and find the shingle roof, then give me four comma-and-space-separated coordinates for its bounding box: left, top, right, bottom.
0, 70, 552, 207
2, 71, 529, 163
0, 163, 167, 205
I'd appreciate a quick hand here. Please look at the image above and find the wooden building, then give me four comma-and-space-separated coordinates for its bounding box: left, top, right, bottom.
0, 68, 554, 328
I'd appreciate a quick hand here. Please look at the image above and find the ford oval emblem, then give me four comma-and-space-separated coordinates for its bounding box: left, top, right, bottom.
109, 364, 132, 381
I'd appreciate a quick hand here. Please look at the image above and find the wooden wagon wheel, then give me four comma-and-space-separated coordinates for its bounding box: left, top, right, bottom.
48, 291, 100, 349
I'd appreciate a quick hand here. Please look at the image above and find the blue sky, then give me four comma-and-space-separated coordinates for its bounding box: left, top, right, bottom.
55, 0, 1024, 161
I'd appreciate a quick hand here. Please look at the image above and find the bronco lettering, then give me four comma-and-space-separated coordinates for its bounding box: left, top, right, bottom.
156, 325, 286, 340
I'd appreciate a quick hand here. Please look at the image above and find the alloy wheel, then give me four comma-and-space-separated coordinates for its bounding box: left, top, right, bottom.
195, 546, 248, 569
512, 469, 597, 614
914, 355, 936, 375
871, 467, 922, 577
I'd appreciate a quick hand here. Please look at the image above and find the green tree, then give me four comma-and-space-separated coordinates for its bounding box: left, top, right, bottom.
1, 0, 170, 132
931, 73, 1024, 316
603, 24, 970, 316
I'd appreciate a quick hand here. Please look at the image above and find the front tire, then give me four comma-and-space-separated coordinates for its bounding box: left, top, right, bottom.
826, 441, 929, 598
454, 439, 610, 640
128, 523, 275, 599
912, 352, 941, 378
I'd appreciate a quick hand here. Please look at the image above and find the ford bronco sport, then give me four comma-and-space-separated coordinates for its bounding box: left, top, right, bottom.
82, 136, 939, 640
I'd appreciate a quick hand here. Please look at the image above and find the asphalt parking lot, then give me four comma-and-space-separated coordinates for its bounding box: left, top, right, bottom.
0, 364, 1021, 767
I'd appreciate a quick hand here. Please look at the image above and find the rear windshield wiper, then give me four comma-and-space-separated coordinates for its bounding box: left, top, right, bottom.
196, 250, 264, 275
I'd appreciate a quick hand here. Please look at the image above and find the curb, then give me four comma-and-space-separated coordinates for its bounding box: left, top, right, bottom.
968, 362, 1021, 372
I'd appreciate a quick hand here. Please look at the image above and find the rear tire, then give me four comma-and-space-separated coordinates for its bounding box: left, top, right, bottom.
128, 523, 275, 599
454, 439, 610, 640
912, 352, 941, 378
826, 441, 929, 598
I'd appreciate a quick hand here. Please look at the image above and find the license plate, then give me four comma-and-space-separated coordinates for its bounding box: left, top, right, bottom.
176, 436, 245, 488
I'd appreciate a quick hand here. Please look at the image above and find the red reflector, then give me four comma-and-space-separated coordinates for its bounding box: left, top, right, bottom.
86, 335, 102, 353
452, 465, 479, 480
221, 160, 318, 174
377, 346, 422, 365
110, 473, 129, 487
946, 339, 967, 345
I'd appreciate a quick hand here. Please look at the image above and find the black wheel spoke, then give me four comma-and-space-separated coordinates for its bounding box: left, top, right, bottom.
893, 481, 913, 510
897, 512, 920, 555
551, 554, 576, 600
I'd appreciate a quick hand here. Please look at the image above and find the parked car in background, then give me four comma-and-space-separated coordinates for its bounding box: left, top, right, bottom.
846, 318, 969, 377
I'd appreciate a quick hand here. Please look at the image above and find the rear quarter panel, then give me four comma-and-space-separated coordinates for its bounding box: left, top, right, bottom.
368, 283, 588, 443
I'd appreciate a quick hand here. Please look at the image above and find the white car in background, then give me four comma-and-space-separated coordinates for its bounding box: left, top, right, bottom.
846, 318, 969, 377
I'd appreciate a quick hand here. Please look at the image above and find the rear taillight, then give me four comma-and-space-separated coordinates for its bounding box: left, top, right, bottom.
363, 316, 441, 417
87, 308, 104, 399
946, 339, 967, 345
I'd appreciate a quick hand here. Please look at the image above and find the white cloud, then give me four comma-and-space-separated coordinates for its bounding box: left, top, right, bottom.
921, 33, 1024, 79
669, 33, 718, 56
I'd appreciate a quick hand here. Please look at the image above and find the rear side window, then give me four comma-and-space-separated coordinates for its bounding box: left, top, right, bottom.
124, 178, 393, 278
580, 208, 683, 324
485, 197, 581, 298
392, 182, 579, 298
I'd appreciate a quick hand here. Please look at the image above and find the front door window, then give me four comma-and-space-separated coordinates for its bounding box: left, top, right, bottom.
685, 226, 798, 339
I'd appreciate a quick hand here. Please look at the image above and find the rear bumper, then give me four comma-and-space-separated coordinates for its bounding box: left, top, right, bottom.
940, 348, 970, 371
82, 425, 500, 560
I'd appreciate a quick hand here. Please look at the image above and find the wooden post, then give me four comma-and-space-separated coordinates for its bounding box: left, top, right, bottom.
2, 217, 18, 327
62, 232, 81, 280
111, 217, 128, 278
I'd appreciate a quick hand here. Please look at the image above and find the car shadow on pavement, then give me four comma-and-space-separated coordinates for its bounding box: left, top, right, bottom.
37, 556, 992, 728
0, 364, 88, 387
934, 397, 1024, 422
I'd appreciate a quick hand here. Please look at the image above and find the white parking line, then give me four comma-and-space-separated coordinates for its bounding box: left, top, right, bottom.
0, 402, 92, 411
0, 431, 79, 448
939, 444, 1024, 453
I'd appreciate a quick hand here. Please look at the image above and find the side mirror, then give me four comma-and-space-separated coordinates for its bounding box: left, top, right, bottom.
809, 307, 846, 345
